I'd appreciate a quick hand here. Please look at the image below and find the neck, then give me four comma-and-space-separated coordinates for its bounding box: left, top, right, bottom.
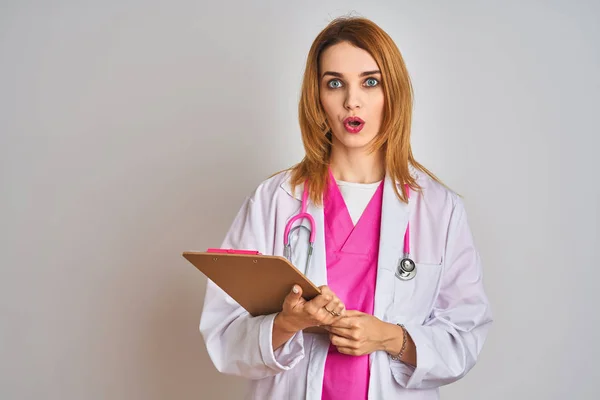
329, 143, 385, 184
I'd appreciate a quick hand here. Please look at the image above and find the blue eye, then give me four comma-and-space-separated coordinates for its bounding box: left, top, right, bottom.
365, 78, 379, 87
328, 79, 343, 89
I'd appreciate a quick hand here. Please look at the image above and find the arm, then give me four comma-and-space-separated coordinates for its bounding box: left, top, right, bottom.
199, 196, 306, 379
389, 196, 493, 389
273, 312, 298, 351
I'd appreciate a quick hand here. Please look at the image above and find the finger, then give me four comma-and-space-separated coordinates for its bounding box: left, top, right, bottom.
319, 287, 344, 310
318, 285, 332, 296
302, 299, 329, 322
336, 347, 362, 356
328, 334, 357, 349
333, 302, 345, 317
325, 326, 356, 339
306, 293, 334, 311
323, 298, 344, 317
318, 305, 337, 323
328, 316, 357, 329
342, 309, 363, 317
283, 285, 304, 310
321, 305, 347, 326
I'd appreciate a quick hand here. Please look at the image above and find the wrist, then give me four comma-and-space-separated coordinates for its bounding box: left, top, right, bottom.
274, 312, 299, 335
381, 322, 405, 355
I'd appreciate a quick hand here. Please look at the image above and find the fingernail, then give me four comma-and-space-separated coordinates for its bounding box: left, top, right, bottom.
292, 286, 299, 294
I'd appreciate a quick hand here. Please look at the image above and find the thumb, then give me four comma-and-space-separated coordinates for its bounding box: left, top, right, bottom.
285, 285, 303, 305
291, 284, 303, 297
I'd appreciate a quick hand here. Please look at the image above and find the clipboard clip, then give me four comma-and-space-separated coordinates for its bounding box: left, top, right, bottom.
206, 248, 262, 255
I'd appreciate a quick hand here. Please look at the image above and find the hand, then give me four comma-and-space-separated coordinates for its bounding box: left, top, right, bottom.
274, 285, 346, 334
325, 310, 391, 356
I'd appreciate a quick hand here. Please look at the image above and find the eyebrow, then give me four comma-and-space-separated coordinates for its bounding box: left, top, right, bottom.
321, 70, 382, 78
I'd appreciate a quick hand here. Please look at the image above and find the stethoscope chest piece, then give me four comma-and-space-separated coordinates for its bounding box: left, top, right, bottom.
396, 256, 416, 281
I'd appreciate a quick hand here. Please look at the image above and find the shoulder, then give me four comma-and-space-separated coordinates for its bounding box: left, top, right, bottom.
246, 169, 295, 203
412, 167, 462, 213
412, 168, 472, 242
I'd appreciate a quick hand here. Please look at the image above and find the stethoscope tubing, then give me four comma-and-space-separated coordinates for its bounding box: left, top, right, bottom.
284, 180, 416, 280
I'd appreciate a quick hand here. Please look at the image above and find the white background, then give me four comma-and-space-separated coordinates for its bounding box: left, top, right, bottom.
1, 1, 599, 399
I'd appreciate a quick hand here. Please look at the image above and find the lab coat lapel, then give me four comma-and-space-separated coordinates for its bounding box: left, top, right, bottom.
280, 178, 329, 400
373, 175, 410, 320
306, 200, 327, 287
369, 177, 409, 400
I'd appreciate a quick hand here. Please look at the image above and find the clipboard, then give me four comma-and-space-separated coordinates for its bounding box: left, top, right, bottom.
183, 249, 326, 334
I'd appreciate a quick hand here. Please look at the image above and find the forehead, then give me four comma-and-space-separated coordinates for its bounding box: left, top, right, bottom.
319, 41, 379, 75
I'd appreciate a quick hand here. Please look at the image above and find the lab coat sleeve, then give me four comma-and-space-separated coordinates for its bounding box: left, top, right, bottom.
390, 196, 493, 389
199, 196, 306, 379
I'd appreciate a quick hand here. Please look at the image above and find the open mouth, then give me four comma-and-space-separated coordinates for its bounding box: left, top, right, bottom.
343, 117, 365, 133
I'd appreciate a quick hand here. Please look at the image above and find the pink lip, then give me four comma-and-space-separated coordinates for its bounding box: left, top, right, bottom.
343, 116, 365, 134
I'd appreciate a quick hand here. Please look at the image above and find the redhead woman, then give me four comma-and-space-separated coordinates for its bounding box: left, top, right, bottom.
200, 16, 492, 400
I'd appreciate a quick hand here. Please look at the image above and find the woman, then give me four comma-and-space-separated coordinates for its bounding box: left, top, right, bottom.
200, 16, 492, 399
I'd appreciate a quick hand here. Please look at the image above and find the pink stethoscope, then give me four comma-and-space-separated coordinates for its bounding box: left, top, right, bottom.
283, 182, 416, 281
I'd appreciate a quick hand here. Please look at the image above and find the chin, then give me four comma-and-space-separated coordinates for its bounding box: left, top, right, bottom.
334, 132, 376, 150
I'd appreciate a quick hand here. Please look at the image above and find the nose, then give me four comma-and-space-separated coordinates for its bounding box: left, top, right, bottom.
344, 87, 362, 111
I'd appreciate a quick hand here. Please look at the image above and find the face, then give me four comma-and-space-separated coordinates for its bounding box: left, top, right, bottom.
318, 41, 385, 152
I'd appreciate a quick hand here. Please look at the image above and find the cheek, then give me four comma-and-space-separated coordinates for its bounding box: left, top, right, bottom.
320, 92, 342, 117
320, 98, 332, 118
370, 94, 385, 124
373, 92, 385, 115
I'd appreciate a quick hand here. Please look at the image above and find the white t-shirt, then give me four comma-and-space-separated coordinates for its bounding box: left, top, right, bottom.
335, 179, 383, 225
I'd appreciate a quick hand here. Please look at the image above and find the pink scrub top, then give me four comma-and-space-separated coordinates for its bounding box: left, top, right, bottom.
321, 171, 384, 400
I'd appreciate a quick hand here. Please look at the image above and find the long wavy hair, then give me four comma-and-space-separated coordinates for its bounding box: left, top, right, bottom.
287, 16, 444, 205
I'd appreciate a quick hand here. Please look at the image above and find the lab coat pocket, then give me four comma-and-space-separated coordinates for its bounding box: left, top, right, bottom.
391, 261, 443, 320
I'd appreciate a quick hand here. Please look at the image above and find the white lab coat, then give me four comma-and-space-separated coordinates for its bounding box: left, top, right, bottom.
200, 168, 493, 399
